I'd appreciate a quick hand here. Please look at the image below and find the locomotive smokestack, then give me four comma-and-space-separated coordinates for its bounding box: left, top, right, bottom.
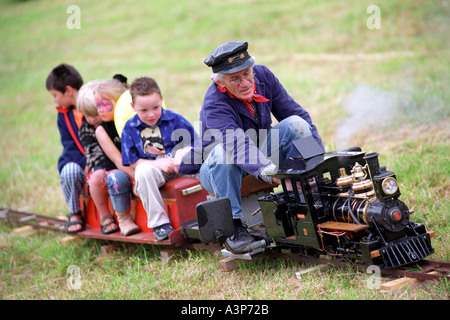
364, 152, 380, 177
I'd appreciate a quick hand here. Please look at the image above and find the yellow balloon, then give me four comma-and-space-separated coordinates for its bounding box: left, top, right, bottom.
114, 90, 166, 137
114, 90, 134, 138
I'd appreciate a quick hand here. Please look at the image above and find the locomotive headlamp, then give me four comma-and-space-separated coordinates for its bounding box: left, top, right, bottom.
381, 177, 398, 195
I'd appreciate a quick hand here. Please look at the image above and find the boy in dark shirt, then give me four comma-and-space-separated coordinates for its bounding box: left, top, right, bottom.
46, 63, 86, 233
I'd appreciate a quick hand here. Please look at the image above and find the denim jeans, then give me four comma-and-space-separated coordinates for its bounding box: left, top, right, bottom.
104, 169, 132, 212
199, 115, 312, 218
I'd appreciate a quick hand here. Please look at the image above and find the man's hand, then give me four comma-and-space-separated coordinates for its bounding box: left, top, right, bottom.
272, 177, 281, 185
259, 163, 278, 184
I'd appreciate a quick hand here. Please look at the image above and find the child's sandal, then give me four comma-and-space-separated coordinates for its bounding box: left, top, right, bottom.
65, 211, 85, 234
100, 216, 119, 235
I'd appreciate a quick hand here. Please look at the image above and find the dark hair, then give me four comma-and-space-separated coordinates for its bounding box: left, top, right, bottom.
46, 63, 83, 93
113, 74, 128, 85
130, 77, 161, 103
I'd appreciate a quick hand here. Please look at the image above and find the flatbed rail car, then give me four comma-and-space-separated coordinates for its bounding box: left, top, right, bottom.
76, 174, 276, 246
78, 177, 208, 245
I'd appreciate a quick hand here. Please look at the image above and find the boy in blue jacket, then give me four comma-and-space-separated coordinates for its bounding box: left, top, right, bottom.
46, 63, 86, 233
121, 77, 196, 241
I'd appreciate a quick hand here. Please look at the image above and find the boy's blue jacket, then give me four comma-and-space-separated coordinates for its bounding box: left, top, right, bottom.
121, 108, 197, 166
179, 64, 323, 177
56, 106, 86, 173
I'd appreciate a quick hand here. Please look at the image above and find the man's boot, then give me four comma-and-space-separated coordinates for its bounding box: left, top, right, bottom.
225, 219, 255, 253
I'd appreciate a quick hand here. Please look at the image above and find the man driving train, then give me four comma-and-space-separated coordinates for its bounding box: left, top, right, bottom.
179, 41, 324, 252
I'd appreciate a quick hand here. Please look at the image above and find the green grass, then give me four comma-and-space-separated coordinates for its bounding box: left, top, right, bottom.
2, 227, 449, 300
0, 0, 449, 300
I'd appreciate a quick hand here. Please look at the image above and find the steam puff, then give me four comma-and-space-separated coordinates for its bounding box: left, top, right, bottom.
334, 85, 400, 150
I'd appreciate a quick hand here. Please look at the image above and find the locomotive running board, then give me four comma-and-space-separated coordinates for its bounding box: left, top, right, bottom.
317, 221, 369, 232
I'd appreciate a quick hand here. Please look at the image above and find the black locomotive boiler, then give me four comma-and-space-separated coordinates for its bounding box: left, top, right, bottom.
194, 136, 435, 269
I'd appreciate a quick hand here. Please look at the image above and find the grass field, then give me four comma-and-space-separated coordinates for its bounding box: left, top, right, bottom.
0, 0, 449, 301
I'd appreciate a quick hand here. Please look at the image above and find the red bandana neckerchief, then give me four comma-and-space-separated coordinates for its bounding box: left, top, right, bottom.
56, 106, 85, 156
217, 83, 269, 117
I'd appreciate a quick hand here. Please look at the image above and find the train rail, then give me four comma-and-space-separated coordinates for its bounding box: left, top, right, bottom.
264, 251, 450, 282
0, 208, 66, 232
1, 207, 449, 283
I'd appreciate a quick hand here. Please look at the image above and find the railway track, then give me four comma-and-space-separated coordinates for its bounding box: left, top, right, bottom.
1, 207, 449, 282
264, 251, 450, 282
0, 208, 66, 232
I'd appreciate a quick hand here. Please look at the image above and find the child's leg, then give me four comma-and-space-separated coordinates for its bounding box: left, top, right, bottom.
105, 169, 139, 236
60, 162, 85, 232
134, 162, 170, 229
88, 169, 118, 234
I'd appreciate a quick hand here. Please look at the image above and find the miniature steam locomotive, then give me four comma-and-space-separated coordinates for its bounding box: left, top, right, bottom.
70, 136, 435, 270
192, 136, 435, 269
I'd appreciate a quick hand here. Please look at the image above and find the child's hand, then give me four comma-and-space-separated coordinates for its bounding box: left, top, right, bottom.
153, 157, 176, 174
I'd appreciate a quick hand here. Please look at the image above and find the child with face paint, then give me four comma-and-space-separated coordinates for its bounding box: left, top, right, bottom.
90, 77, 140, 236
76, 80, 120, 235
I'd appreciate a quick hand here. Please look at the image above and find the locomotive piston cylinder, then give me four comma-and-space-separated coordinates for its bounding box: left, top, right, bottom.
332, 197, 410, 232
332, 197, 378, 225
